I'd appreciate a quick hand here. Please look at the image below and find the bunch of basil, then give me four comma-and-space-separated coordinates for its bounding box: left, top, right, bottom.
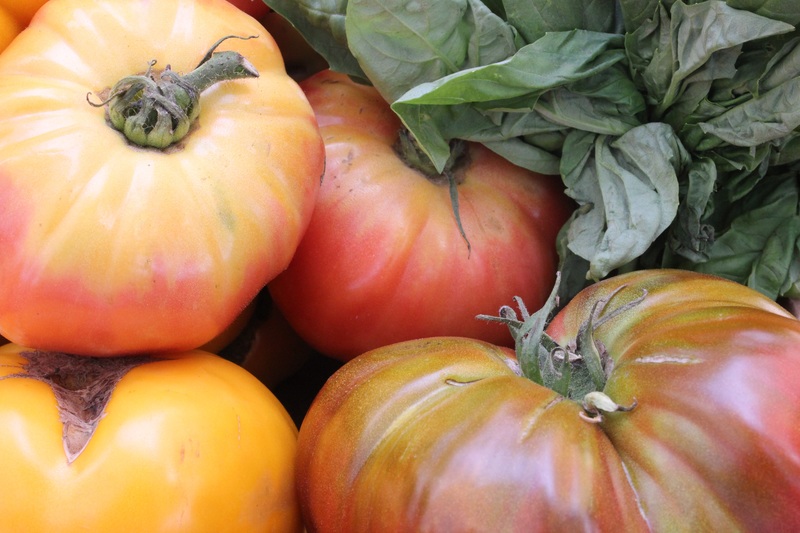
265, 0, 800, 303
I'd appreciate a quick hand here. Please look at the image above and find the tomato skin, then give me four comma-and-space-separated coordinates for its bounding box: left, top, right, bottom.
0, 345, 302, 532
268, 69, 574, 361
296, 338, 648, 532
206, 290, 315, 389
0, 5, 22, 52
0, 0, 324, 355
296, 271, 800, 531
0, 0, 49, 26
546, 269, 800, 529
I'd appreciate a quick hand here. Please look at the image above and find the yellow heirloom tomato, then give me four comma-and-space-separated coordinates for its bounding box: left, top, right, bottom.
0, 344, 302, 532
0, 0, 324, 356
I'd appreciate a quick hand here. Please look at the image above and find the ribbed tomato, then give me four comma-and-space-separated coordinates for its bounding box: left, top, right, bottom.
269, 69, 574, 361
296, 270, 800, 531
0, 0, 323, 355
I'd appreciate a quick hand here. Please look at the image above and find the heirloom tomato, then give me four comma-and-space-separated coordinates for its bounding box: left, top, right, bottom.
268, 69, 574, 361
0, 344, 301, 532
206, 290, 315, 389
0, 0, 324, 355
296, 270, 800, 532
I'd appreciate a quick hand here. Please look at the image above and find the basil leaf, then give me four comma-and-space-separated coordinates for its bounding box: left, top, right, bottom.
632, 1, 794, 118
726, 0, 800, 24
392, 30, 627, 172
688, 169, 800, 299
264, 0, 367, 81
503, 0, 618, 43
668, 157, 717, 262
346, 0, 520, 102
696, 76, 800, 149
561, 123, 687, 280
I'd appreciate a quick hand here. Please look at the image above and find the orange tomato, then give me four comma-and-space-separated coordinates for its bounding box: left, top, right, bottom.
0, 5, 22, 52
0, 0, 49, 26
0, 344, 302, 532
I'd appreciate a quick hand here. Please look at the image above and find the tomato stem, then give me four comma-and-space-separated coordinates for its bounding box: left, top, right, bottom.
87, 35, 259, 149
479, 274, 644, 422
394, 130, 472, 252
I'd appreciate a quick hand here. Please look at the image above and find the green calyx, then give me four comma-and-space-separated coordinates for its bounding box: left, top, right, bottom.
478, 273, 641, 423
88, 35, 259, 149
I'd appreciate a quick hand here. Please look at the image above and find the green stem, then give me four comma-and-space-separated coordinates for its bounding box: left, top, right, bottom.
394, 130, 471, 251
87, 35, 259, 149
479, 274, 645, 423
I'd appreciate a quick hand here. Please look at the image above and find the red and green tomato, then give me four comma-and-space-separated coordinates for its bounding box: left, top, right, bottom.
296, 270, 800, 531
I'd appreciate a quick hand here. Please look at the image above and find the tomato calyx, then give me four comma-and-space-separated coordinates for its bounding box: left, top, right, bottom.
87, 35, 259, 149
0, 351, 154, 463
394, 130, 472, 253
479, 273, 643, 422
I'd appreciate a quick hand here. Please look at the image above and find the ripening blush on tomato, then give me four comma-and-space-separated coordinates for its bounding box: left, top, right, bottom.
0, 344, 302, 532
296, 270, 800, 532
0, 0, 324, 356
268, 69, 574, 361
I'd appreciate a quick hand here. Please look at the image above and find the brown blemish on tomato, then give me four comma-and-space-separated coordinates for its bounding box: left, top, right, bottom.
0, 351, 154, 464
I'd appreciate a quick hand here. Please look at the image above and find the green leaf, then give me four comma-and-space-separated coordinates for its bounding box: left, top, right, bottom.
688, 169, 800, 299
345, 0, 520, 102
503, 0, 619, 44
618, 0, 661, 32
696, 75, 800, 149
394, 30, 624, 106
560, 123, 688, 280
633, 1, 794, 118
263, 0, 367, 81
392, 30, 627, 172
668, 156, 717, 262
726, 0, 800, 24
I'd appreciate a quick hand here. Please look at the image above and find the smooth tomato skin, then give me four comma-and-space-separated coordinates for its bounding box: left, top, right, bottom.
296, 271, 800, 531
0, 0, 49, 26
0, 345, 302, 532
268, 69, 574, 361
0, 5, 22, 52
0, 0, 324, 355
546, 269, 800, 529
296, 337, 648, 532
